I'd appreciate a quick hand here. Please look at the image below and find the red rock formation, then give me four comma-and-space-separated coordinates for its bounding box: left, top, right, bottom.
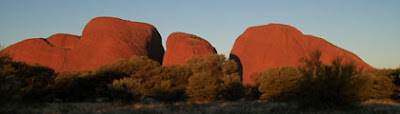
66, 17, 164, 71
46, 33, 80, 49
2, 38, 70, 71
163, 32, 217, 65
230, 23, 374, 85
1, 17, 164, 72
304, 35, 372, 70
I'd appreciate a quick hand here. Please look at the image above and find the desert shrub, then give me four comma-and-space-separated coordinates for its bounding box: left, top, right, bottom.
51, 71, 93, 101
93, 56, 161, 99
186, 72, 219, 101
223, 60, 239, 75
243, 85, 261, 100
0, 51, 11, 64
152, 65, 192, 102
393, 67, 400, 99
0, 61, 54, 103
109, 77, 144, 102
254, 66, 302, 101
218, 74, 245, 101
94, 56, 161, 79
360, 73, 396, 100
185, 54, 247, 101
219, 59, 245, 101
0, 50, 54, 103
367, 68, 400, 100
51, 56, 162, 102
187, 54, 226, 77
118, 65, 192, 102
296, 50, 369, 108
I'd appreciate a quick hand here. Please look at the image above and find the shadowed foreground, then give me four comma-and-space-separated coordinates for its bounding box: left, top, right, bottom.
1, 99, 399, 114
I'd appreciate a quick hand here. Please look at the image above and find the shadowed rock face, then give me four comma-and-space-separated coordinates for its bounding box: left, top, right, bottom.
1, 17, 165, 72
230, 23, 374, 85
162, 32, 217, 66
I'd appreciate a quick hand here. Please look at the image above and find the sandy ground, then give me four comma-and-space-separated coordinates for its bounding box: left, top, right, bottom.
1, 99, 399, 114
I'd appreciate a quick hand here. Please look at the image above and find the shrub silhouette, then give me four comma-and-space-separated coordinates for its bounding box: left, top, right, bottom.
254, 66, 302, 101
7, 48, 398, 105
393, 67, 400, 100
0, 60, 54, 103
296, 50, 370, 108
51, 56, 162, 102
244, 85, 261, 100
52, 71, 93, 101
95, 56, 161, 99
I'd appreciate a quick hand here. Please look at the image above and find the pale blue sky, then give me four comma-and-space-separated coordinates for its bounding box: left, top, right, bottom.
0, 0, 399, 68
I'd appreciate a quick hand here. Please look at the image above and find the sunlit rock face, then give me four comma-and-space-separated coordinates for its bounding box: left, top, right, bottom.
230, 23, 374, 85
162, 32, 217, 66
2, 17, 165, 72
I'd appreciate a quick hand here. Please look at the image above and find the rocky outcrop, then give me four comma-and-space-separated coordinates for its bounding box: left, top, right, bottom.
1, 17, 165, 72
46, 33, 80, 49
162, 32, 217, 65
230, 23, 374, 85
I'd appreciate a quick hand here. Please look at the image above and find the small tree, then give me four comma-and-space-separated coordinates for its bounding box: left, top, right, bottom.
52, 71, 93, 101
296, 50, 369, 108
109, 77, 144, 102
0, 62, 54, 103
153, 65, 192, 101
93, 56, 161, 99
187, 54, 226, 77
223, 60, 239, 75
218, 74, 245, 101
186, 72, 218, 101
255, 66, 302, 101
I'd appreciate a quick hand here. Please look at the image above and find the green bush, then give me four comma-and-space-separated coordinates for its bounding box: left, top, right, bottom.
363, 74, 396, 99
94, 56, 161, 79
109, 77, 144, 102
186, 72, 218, 101
52, 71, 93, 101
244, 85, 261, 100
153, 65, 192, 101
254, 66, 302, 101
366, 68, 400, 100
0, 51, 11, 64
187, 54, 226, 77
296, 50, 370, 108
94, 56, 161, 99
218, 74, 245, 101
393, 67, 400, 99
51, 56, 162, 102
115, 64, 192, 102
0, 61, 54, 103
185, 54, 246, 101
223, 60, 239, 75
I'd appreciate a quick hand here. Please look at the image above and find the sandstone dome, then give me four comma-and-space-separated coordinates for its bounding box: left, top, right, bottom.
163, 32, 217, 65
1, 16, 165, 72
230, 23, 374, 85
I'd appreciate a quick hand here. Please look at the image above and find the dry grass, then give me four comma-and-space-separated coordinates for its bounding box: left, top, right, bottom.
1, 99, 399, 114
